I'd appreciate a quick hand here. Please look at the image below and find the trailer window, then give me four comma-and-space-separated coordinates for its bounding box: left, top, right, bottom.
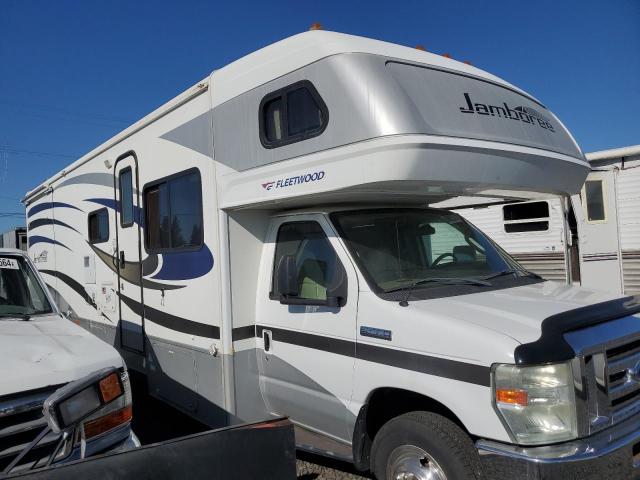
144, 169, 203, 251
88, 208, 109, 244
270, 221, 344, 302
584, 180, 606, 222
503, 201, 549, 233
260, 81, 327, 148
119, 168, 134, 227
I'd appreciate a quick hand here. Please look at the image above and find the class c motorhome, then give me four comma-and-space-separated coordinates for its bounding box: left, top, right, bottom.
24, 31, 640, 479
454, 144, 640, 296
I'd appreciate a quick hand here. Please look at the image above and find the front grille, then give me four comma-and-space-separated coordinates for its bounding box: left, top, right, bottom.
606, 339, 640, 424
0, 385, 66, 473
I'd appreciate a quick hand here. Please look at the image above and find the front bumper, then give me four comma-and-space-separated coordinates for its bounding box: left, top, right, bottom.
477, 412, 640, 479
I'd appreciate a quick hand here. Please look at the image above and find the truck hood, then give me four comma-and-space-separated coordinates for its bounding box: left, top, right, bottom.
411, 280, 624, 347
0, 314, 123, 397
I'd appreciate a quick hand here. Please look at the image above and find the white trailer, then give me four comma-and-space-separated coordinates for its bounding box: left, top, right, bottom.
24, 31, 640, 479
0, 227, 27, 251
454, 145, 640, 295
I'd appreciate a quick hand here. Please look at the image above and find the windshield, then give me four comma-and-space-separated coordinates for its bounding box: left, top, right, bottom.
331, 208, 527, 294
0, 255, 53, 317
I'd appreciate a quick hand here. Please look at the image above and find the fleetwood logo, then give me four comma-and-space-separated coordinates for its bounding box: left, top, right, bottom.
459, 93, 555, 132
262, 171, 325, 191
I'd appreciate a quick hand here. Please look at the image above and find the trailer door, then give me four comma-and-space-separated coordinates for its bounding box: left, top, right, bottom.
114, 154, 145, 353
577, 170, 623, 293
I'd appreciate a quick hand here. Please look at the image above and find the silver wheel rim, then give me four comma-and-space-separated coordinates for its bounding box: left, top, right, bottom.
386, 445, 447, 480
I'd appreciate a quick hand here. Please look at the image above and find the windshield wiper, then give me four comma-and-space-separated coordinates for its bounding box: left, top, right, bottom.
386, 277, 492, 307
481, 269, 542, 281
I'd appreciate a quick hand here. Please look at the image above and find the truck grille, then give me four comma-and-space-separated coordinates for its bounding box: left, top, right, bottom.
606, 338, 640, 424
0, 385, 66, 473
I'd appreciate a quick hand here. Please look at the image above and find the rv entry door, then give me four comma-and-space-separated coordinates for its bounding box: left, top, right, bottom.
577, 170, 623, 293
114, 154, 145, 353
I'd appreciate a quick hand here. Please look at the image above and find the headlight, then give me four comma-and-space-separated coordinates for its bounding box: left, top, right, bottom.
44, 368, 133, 442
492, 362, 577, 445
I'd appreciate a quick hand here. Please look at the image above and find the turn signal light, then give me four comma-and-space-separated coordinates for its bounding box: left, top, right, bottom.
496, 389, 528, 406
84, 405, 133, 439
99, 373, 123, 403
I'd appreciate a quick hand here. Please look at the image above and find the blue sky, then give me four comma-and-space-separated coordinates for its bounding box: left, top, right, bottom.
0, 0, 638, 233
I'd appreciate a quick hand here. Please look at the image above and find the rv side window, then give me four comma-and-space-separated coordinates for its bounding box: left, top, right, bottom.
503, 201, 549, 233
88, 208, 109, 244
260, 81, 327, 148
270, 221, 344, 302
119, 168, 134, 227
584, 180, 606, 222
144, 169, 203, 251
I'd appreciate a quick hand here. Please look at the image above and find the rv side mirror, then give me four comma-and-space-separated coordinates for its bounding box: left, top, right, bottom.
277, 255, 299, 299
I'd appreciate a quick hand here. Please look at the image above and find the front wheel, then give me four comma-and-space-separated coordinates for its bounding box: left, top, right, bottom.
370, 411, 480, 480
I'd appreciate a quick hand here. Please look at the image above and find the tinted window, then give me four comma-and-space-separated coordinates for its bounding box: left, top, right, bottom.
585, 180, 606, 222
287, 87, 322, 136
503, 201, 549, 233
271, 222, 342, 301
119, 168, 134, 226
144, 170, 203, 251
0, 255, 52, 315
88, 209, 109, 243
260, 81, 327, 148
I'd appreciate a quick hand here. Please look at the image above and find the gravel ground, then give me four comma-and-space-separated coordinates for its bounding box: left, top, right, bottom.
130, 372, 370, 479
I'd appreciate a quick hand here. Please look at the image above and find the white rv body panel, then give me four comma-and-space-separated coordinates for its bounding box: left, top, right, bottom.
25, 31, 640, 475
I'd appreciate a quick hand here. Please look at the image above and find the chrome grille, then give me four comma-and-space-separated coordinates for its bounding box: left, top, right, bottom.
606, 338, 640, 424
0, 385, 65, 473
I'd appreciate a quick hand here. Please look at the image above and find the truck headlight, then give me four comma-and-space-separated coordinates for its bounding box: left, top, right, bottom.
44, 367, 133, 441
492, 362, 577, 445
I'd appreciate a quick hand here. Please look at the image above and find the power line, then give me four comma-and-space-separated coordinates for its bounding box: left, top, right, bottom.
0, 145, 76, 159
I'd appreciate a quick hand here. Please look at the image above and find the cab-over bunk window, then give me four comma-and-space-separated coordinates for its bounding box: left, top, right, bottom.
503, 201, 550, 233
143, 169, 203, 252
259, 80, 328, 148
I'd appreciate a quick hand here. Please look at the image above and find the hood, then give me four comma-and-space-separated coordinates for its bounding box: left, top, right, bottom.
0, 314, 123, 397
410, 281, 623, 346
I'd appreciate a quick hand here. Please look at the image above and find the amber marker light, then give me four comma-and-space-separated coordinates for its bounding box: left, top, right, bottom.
84, 405, 133, 439
99, 373, 123, 403
496, 389, 528, 406
309, 23, 322, 31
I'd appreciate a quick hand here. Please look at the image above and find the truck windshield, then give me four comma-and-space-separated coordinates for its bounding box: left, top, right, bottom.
0, 255, 53, 318
331, 208, 528, 294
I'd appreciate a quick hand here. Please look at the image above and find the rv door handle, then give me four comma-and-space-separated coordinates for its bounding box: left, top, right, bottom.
263, 329, 272, 353
119, 251, 125, 268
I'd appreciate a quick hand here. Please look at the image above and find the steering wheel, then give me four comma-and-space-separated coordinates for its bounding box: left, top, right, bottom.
431, 252, 455, 267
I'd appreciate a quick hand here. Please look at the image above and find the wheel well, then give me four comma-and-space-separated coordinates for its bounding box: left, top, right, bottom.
352, 387, 469, 471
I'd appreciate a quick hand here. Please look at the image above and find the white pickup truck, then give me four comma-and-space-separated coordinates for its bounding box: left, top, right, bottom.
0, 249, 137, 473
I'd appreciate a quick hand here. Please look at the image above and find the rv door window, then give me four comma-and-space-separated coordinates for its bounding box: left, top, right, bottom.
270, 221, 344, 302
144, 169, 203, 251
88, 208, 109, 244
503, 201, 550, 233
259, 81, 327, 148
119, 168, 134, 227
584, 180, 606, 222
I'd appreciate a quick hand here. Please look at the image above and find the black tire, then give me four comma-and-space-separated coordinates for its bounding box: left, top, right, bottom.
370, 411, 480, 480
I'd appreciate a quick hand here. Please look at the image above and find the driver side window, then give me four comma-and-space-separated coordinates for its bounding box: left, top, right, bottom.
270, 221, 343, 302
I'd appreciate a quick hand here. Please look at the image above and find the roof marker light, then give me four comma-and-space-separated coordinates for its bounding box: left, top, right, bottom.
415, 45, 426, 51
442, 53, 452, 59
309, 23, 322, 31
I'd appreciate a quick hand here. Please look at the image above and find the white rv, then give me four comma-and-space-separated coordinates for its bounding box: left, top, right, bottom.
24, 31, 640, 479
455, 145, 640, 296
